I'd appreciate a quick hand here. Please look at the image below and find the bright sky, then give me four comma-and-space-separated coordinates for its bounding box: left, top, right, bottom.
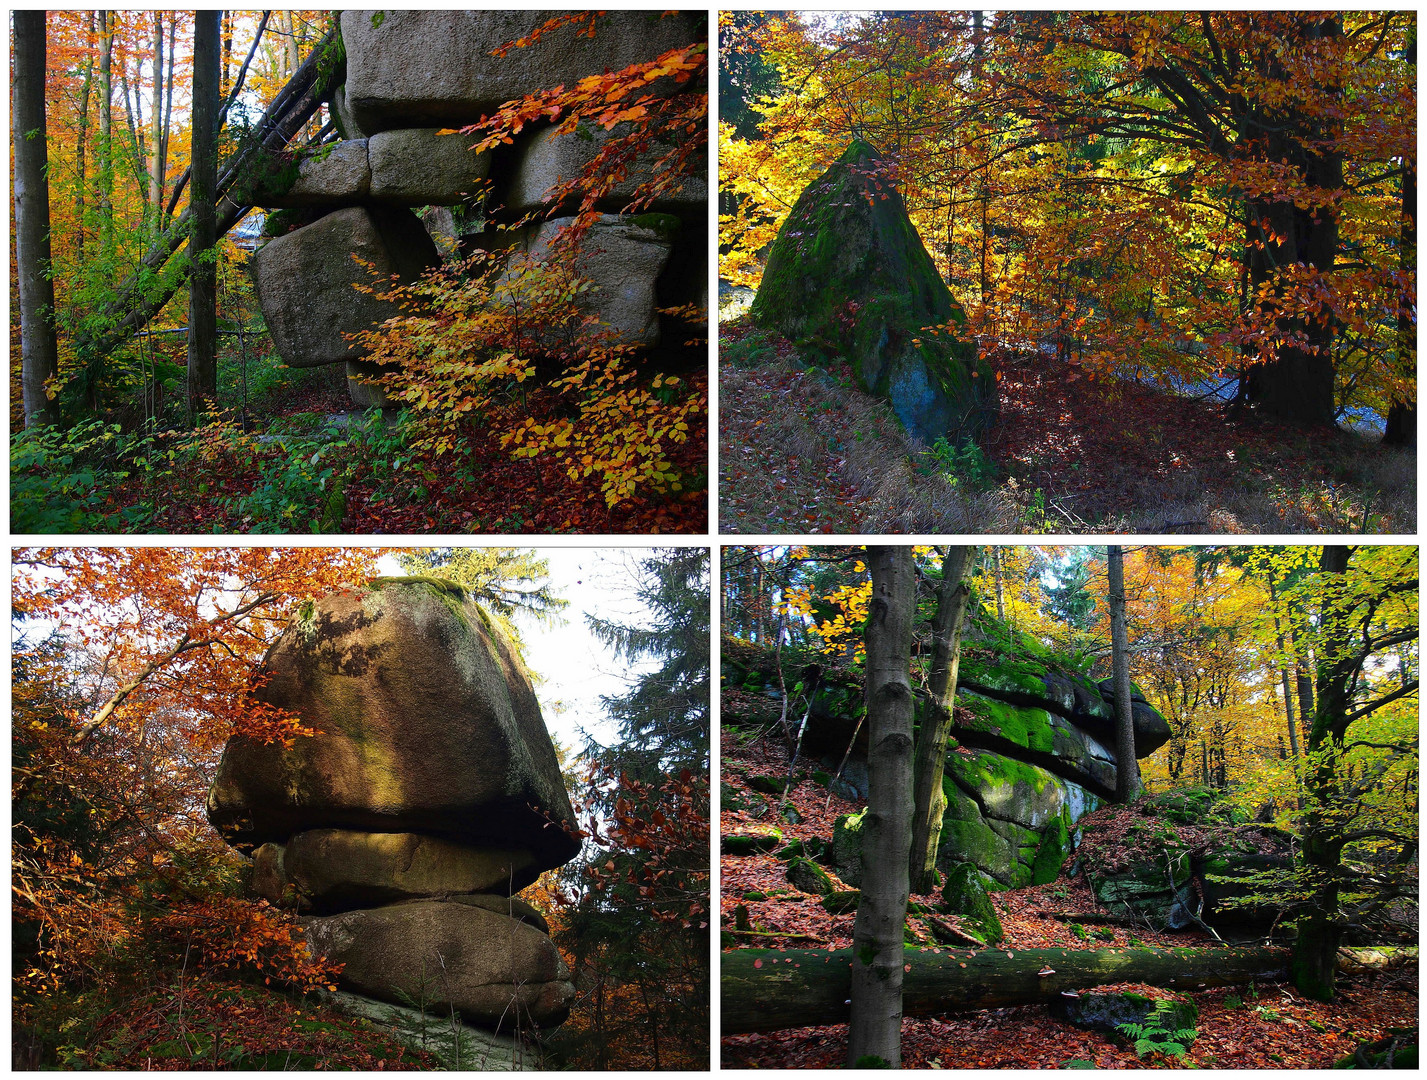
377, 548, 661, 758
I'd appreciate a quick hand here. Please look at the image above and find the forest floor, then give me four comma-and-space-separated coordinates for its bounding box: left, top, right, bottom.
13, 359, 707, 534
719, 319, 1415, 535
719, 726, 1419, 1069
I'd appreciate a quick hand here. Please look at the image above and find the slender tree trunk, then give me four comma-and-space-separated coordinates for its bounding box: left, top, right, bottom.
14, 10, 63, 429
147, 11, 164, 218
188, 10, 222, 414
1267, 575, 1300, 759
161, 13, 176, 221
1108, 546, 1141, 801
848, 547, 916, 1069
75, 11, 95, 267
908, 546, 977, 893
992, 547, 1005, 621
118, 61, 151, 211
97, 9, 114, 252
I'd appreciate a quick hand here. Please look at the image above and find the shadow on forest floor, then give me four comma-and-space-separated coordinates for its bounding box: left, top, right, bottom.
719, 320, 1414, 535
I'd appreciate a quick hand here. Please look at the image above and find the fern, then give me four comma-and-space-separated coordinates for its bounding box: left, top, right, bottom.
1116, 999, 1198, 1060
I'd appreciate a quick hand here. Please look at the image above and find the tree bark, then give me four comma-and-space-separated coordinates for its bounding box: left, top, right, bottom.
147, 11, 164, 217
1108, 545, 1140, 802
908, 546, 977, 893
14, 9, 63, 429
1383, 33, 1416, 446
188, 10, 222, 414
97, 9, 113, 251
75, 11, 95, 266
1291, 545, 1351, 1000
1267, 574, 1300, 759
723, 945, 1291, 1034
848, 547, 916, 1069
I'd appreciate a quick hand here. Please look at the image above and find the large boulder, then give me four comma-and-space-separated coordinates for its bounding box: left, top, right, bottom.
750, 140, 996, 445
341, 10, 705, 133
506, 214, 673, 347
255, 140, 372, 208
368, 128, 491, 205
302, 901, 574, 1028
251, 830, 540, 910
206, 578, 579, 870
250, 206, 439, 367
501, 124, 707, 216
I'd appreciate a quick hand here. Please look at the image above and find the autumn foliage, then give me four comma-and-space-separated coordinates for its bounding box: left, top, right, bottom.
721, 11, 1414, 430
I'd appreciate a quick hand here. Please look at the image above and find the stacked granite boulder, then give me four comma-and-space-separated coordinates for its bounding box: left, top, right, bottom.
247, 10, 707, 406
207, 577, 580, 1041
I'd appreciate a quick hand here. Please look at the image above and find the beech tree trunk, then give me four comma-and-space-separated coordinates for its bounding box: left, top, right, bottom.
1383, 33, 1416, 446
75, 11, 95, 266
147, 11, 164, 217
14, 9, 63, 429
848, 547, 916, 1069
723, 945, 1291, 1034
1108, 545, 1140, 802
188, 10, 222, 414
97, 9, 113, 251
909, 546, 977, 893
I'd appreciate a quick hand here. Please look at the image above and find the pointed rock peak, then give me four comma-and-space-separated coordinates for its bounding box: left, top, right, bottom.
839, 138, 884, 164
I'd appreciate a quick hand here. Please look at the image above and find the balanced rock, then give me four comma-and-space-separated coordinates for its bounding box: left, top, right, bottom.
368, 128, 491, 205
207, 578, 579, 870
250, 206, 439, 367
750, 140, 996, 445
251, 830, 539, 912
303, 901, 575, 1028
341, 10, 705, 132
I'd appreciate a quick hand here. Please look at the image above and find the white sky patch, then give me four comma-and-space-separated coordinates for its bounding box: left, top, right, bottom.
376, 549, 663, 760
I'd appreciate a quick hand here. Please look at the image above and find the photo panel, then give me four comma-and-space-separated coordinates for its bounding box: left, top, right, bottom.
718, 12, 1415, 535
12, 544, 712, 1070
719, 543, 1418, 1068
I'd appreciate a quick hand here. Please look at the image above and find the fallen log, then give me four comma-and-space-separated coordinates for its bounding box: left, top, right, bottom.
721, 944, 1290, 1034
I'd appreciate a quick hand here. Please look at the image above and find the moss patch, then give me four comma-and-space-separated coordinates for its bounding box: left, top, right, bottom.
940, 862, 1004, 944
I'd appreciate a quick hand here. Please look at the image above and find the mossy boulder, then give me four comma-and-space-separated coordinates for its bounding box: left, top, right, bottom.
822, 890, 860, 915
750, 140, 996, 445
723, 826, 784, 856
787, 857, 836, 896
939, 862, 1004, 944
1032, 811, 1072, 885
1050, 991, 1197, 1042
206, 580, 579, 871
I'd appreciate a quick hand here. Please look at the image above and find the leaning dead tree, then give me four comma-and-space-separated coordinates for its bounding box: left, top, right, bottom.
76, 24, 341, 366
723, 944, 1292, 1034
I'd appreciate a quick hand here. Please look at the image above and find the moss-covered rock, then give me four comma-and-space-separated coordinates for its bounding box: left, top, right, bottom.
1032, 810, 1072, 885
723, 826, 784, 856
940, 862, 1004, 944
750, 140, 996, 446
821, 890, 860, 915
747, 774, 784, 796
787, 856, 835, 896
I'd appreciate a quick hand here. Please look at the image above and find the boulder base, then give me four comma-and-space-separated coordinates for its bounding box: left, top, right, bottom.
303, 901, 574, 1028
251, 206, 439, 367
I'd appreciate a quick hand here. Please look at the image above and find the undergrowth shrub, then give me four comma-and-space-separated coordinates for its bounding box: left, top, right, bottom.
349, 239, 703, 507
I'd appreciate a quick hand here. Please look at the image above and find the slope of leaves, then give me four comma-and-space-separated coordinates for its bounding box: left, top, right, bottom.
719, 726, 1418, 1069
719, 319, 1413, 535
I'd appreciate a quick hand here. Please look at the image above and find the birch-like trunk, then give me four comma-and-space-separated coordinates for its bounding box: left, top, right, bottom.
848, 546, 915, 1068
1108, 545, 1141, 802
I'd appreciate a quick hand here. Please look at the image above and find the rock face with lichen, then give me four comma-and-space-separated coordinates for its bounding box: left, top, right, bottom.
247, 10, 707, 405
208, 578, 578, 1036
750, 140, 997, 446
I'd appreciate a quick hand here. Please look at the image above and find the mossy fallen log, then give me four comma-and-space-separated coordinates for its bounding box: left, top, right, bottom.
721, 944, 1290, 1034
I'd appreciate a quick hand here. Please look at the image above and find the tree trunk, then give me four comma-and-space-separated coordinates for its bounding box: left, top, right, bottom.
188, 10, 222, 414
1267, 575, 1300, 759
909, 546, 977, 893
1290, 545, 1351, 1000
992, 547, 1005, 621
1383, 33, 1416, 446
97, 9, 113, 251
75, 11, 95, 266
147, 11, 164, 217
1108, 545, 1140, 802
848, 547, 916, 1069
1240, 16, 1344, 427
14, 9, 63, 429
723, 945, 1291, 1034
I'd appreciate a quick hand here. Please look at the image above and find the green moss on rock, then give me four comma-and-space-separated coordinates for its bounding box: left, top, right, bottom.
940, 862, 1004, 944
